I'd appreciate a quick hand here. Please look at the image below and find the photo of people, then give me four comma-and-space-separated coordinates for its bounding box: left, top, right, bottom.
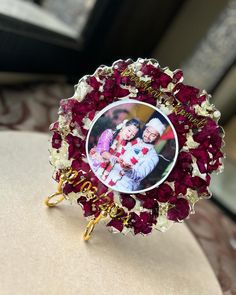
86, 100, 178, 193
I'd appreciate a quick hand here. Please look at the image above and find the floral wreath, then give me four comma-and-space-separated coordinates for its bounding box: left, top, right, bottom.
47, 58, 224, 239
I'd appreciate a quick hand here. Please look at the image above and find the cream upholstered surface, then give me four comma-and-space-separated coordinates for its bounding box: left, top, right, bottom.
0, 131, 222, 295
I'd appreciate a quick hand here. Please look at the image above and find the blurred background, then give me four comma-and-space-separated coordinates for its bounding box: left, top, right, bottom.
0, 0, 235, 293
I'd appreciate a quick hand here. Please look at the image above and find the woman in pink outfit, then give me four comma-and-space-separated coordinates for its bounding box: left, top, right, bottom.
89, 118, 141, 174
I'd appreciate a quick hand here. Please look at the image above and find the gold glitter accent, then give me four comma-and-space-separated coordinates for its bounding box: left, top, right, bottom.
186, 191, 199, 213
158, 202, 174, 216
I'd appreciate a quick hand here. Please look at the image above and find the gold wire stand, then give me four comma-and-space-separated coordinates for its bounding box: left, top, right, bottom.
83, 211, 107, 241
44, 169, 107, 241
44, 178, 65, 207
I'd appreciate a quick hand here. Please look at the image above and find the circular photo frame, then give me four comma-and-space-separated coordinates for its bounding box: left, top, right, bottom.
86, 99, 179, 194
48, 58, 224, 237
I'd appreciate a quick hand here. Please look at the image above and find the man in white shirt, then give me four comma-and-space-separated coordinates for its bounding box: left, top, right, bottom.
104, 118, 166, 192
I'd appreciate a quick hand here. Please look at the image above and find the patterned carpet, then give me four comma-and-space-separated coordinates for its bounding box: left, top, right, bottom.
1, 82, 235, 294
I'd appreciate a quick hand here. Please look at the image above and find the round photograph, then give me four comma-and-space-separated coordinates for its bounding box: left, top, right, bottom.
86, 100, 178, 193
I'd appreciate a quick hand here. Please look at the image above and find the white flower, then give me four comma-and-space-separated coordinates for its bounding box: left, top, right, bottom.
166, 82, 175, 92
155, 215, 173, 232
112, 190, 121, 204
135, 62, 142, 71
49, 140, 71, 170
147, 59, 159, 67
186, 188, 199, 209
65, 192, 79, 204
73, 80, 93, 102
183, 131, 199, 149
82, 116, 93, 130
128, 62, 142, 73
57, 115, 70, 136
194, 98, 217, 118
191, 160, 205, 178
136, 70, 143, 77
213, 110, 221, 119
194, 105, 207, 116
163, 67, 173, 78
82, 157, 88, 163
71, 128, 81, 138
72, 122, 85, 140
58, 115, 68, 130
99, 85, 104, 92
121, 227, 132, 235
137, 58, 145, 63
158, 104, 172, 115
139, 76, 151, 82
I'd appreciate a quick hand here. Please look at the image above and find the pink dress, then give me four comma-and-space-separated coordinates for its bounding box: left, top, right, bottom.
90, 129, 113, 171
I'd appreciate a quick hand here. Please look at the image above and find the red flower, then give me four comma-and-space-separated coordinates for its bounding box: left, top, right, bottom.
175, 84, 200, 104
78, 199, 98, 217
106, 165, 113, 172
174, 174, 193, 195
177, 133, 187, 149
159, 72, 172, 88
168, 112, 190, 134
71, 159, 81, 171
121, 140, 127, 146
86, 76, 101, 90
130, 211, 155, 235
121, 147, 125, 154
49, 121, 59, 131
71, 159, 90, 174
100, 162, 107, 168
192, 120, 223, 167
109, 147, 115, 154
131, 139, 138, 145
51, 132, 62, 149
85, 90, 100, 103
97, 182, 110, 197
141, 64, 160, 77
108, 180, 116, 186
167, 198, 190, 221
102, 78, 130, 99
190, 148, 209, 173
59, 98, 96, 127
173, 70, 183, 84
130, 157, 138, 165
107, 219, 124, 232
62, 182, 73, 195
113, 59, 132, 72
87, 110, 96, 121
141, 147, 149, 155
120, 194, 136, 210
135, 191, 159, 210
174, 84, 207, 105
156, 183, 173, 202
136, 92, 156, 105
176, 151, 193, 170
142, 198, 157, 209
191, 176, 211, 196
66, 134, 85, 160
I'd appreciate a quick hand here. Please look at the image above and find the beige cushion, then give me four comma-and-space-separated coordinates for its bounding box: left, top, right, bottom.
0, 131, 222, 295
